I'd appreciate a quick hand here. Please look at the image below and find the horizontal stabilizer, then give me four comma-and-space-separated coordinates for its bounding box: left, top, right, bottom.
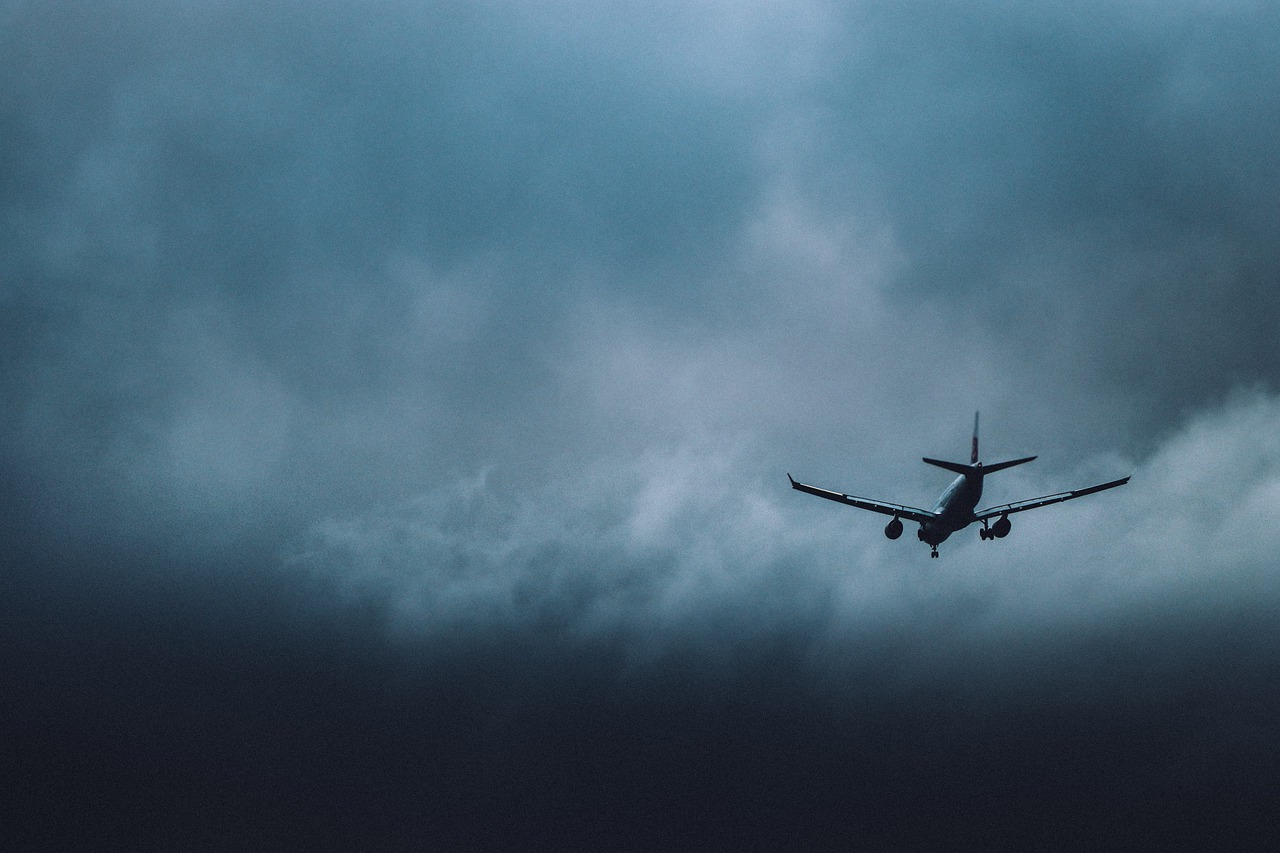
922, 458, 973, 475
980, 455, 1037, 474
923, 455, 1037, 476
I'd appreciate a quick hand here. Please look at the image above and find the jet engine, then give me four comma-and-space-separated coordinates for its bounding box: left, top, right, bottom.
884, 516, 903, 540
991, 514, 1011, 538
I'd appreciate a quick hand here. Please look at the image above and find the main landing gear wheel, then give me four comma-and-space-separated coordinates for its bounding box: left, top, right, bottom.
930, 547, 939, 558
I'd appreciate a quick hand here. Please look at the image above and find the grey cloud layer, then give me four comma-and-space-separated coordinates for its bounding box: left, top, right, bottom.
5, 0, 1280, 674
288, 391, 1280, 694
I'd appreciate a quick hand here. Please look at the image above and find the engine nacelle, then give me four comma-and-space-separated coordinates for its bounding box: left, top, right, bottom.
991, 514, 1011, 538
884, 516, 904, 540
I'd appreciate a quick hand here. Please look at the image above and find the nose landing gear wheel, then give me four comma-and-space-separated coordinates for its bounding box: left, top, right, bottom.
930, 548, 939, 558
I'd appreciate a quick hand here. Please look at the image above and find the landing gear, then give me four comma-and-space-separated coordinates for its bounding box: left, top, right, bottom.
930, 546, 939, 558
980, 516, 1011, 540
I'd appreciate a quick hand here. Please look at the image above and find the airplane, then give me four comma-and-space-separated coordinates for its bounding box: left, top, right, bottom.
788, 413, 1129, 557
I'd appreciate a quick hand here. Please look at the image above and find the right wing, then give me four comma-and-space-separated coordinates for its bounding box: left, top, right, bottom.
788, 474, 936, 523
974, 475, 1131, 521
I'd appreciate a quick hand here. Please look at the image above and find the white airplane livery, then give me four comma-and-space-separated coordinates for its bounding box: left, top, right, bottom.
789, 413, 1130, 557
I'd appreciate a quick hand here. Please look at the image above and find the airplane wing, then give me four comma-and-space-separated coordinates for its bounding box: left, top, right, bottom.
973, 475, 1130, 521
788, 474, 937, 523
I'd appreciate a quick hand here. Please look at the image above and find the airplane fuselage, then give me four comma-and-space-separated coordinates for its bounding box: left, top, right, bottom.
918, 470, 983, 547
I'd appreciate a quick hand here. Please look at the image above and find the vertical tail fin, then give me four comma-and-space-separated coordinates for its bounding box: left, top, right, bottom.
924, 412, 1034, 475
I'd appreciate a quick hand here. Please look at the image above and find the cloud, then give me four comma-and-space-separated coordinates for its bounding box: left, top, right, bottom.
5, 0, 1279, 685
6, 2, 1280, 845
8, 0, 1280, 526
286, 386, 1280, 697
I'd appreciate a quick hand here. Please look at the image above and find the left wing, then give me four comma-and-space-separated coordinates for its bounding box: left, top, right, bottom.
788, 474, 936, 523
974, 475, 1130, 521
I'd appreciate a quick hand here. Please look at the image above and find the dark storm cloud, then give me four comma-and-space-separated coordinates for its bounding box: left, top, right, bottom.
2, 1, 755, 549
806, 1, 1280, 436
5, 1, 1280, 846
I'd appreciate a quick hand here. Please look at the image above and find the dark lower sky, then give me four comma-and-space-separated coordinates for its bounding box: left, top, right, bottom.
5, 1, 1280, 847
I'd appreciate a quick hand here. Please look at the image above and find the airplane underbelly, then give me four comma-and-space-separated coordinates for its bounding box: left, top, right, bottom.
919, 510, 974, 546
918, 522, 950, 546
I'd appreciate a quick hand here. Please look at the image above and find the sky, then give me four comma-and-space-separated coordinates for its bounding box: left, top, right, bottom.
5, 0, 1280, 847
